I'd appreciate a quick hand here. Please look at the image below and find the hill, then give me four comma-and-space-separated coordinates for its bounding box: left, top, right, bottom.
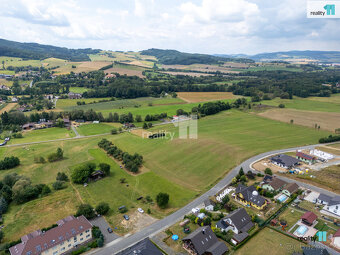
216, 51, 340, 63
141, 48, 253, 65
0, 38, 100, 61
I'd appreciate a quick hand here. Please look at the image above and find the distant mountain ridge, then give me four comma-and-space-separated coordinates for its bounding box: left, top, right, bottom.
216, 50, 340, 63
0, 38, 100, 61
141, 48, 254, 65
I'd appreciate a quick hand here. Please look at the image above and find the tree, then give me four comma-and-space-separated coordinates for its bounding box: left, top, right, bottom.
221, 195, 229, 205
56, 148, 63, 159
290, 119, 294, 124
135, 115, 142, 122
71, 163, 96, 184
113, 112, 119, 122
95, 202, 110, 215
147, 122, 153, 128
239, 167, 244, 176
278, 104, 285, 108
111, 128, 118, 134
76, 204, 95, 219
0, 197, 8, 214
156, 192, 169, 209
264, 168, 273, 175
99, 163, 110, 176
52, 181, 66, 190
56, 172, 69, 182
56, 118, 65, 128
143, 122, 148, 129
41, 185, 51, 195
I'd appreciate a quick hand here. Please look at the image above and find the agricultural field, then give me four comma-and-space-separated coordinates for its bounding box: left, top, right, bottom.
161, 71, 214, 77
259, 96, 340, 112
257, 108, 340, 132
76, 123, 113, 136
68, 87, 89, 93
56, 97, 113, 108
234, 227, 303, 255
0, 56, 42, 68
104, 63, 147, 78
0, 103, 17, 114
177, 92, 240, 103
53, 61, 109, 75
7, 127, 75, 145
0, 78, 13, 86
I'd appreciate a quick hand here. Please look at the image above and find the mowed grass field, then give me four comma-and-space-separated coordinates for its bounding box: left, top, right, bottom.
235, 228, 303, 255
8, 127, 75, 144
257, 108, 340, 132
76, 123, 113, 136
177, 92, 240, 103
260, 95, 340, 112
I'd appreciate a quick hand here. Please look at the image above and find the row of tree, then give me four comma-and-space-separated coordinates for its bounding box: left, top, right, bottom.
98, 139, 143, 173
0, 156, 20, 170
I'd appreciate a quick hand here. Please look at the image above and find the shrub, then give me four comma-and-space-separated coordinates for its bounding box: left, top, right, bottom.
56, 172, 69, 182
34, 156, 46, 164
156, 192, 169, 209
99, 163, 110, 176
0, 156, 20, 170
278, 104, 285, 108
47, 148, 64, 163
41, 185, 51, 195
52, 181, 67, 190
264, 168, 273, 175
95, 202, 110, 215
76, 204, 95, 219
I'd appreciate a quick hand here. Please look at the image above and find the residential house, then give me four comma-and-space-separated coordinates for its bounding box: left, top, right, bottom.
0, 85, 10, 90
331, 228, 340, 249
309, 149, 334, 162
116, 238, 163, 255
262, 177, 287, 192
68, 92, 82, 99
296, 152, 316, 165
204, 199, 216, 211
271, 154, 300, 169
262, 175, 273, 184
11, 97, 18, 102
9, 215, 92, 255
316, 193, 332, 205
231, 232, 249, 245
63, 119, 71, 127
88, 170, 105, 182
282, 182, 299, 197
182, 226, 228, 255
301, 247, 329, 255
216, 208, 254, 234
235, 184, 267, 210
44, 94, 54, 100
301, 211, 317, 226
22, 123, 36, 130
323, 196, 340, 217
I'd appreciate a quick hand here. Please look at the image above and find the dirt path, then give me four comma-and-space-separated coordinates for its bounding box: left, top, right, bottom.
0, 103, 17, 114
69, 181, 84, 204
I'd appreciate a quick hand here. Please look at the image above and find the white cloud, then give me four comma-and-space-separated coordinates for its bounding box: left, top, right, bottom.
134, 0, 145, 17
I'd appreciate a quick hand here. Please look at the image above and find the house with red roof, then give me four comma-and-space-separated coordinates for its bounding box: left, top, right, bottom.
9, 216, 92, 255
301, 211, 317, 226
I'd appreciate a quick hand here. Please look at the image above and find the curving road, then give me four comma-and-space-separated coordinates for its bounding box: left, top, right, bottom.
88, 142, 339, 255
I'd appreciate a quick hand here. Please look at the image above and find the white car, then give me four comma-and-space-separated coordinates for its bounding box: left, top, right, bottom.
137, 208, 144, 213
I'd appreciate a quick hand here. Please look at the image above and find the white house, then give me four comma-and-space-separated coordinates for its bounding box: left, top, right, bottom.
332, 229, 340, 249
204, 199, 216, 211
323, 196, 340, 217
309, 149, 334, 161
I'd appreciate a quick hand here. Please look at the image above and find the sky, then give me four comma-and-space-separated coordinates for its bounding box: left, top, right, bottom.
0, 0, 339, 55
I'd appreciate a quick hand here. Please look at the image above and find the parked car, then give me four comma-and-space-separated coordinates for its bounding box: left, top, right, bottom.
107, 227, 113, 233
123, 215, 129, 220
137, 208, 144, 213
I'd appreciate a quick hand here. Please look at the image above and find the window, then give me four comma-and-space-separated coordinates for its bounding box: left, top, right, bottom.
60, 247, 65, 251
86, 235, 90, 238
26, 251, 32, 255
80, 238, 83, 241
53, 251, 58, 255
68, 244, 71, 248
85, 230, 90, 233
80, 233, 83, 236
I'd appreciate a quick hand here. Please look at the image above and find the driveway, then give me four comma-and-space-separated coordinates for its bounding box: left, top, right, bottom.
90, 216, 120, 244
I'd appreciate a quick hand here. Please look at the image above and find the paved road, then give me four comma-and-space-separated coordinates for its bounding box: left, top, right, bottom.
88, 142, 339, 255
71, 125, 80, 137
90, 217, 120, 244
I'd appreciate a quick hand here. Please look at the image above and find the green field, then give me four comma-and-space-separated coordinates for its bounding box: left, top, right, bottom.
69, 87, 89, 93
77, 123, 113, 136
7, 127, 75, 145
56, 98, 112, 108
0, 109, 331, 241
235, 227, 303, 255
259, 95, 340, 112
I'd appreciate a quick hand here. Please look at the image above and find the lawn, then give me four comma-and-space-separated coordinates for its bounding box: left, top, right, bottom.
279, 207, 304, 231
8, 127, 75, 144
56, 97, 112, 108
235, 227, 303, 255
77, 123, 113, 136
2, 187, 80, 242
259, 96, 340, 112
69, 87, 89, 93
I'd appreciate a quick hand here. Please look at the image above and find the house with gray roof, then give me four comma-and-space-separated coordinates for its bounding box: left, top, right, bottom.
317, 193, 332, 205
271, 154, 300, 169
235, 184, 267, 210
182, 226, 228, 255
116, 238, 163, 255
215, 208, 254, 234
323, 196, 340, 217
262, 177, 287, 192
204, 199, 216, 211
